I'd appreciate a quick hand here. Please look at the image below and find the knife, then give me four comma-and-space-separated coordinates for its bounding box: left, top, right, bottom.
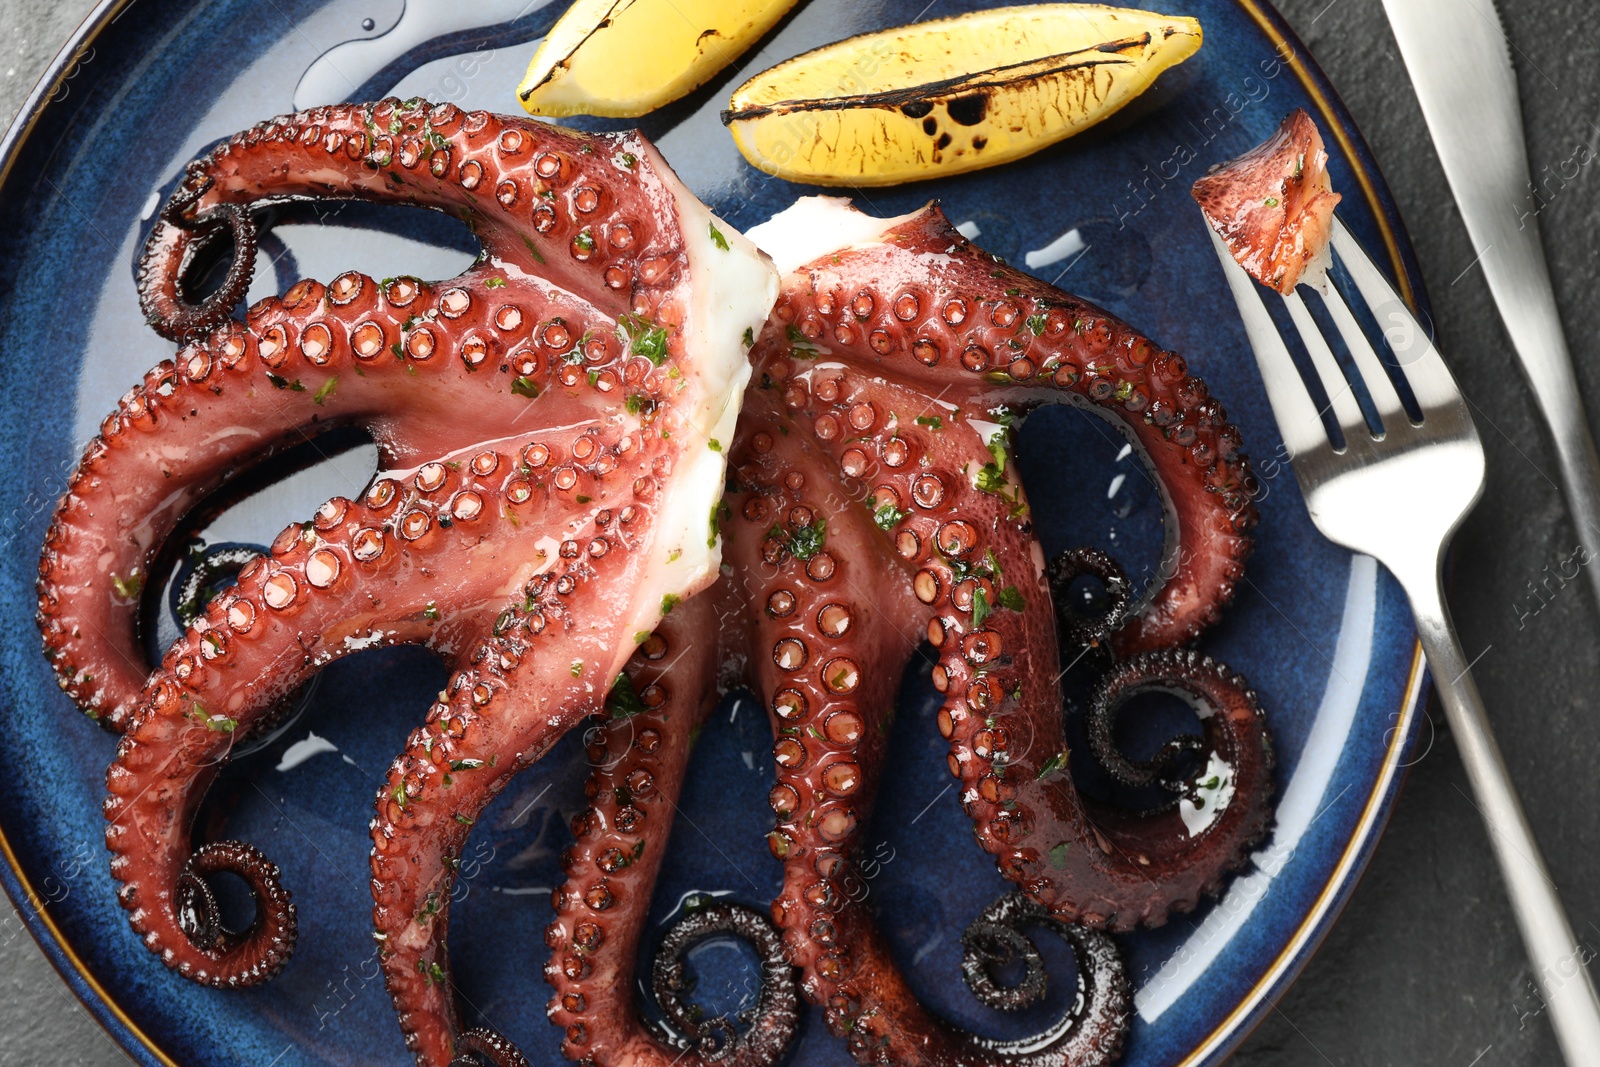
1380, 1, 1600, 608
1381, 2, 1600, 1062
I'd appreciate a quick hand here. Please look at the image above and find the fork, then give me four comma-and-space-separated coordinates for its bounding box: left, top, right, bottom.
1211, 219, 1600, 1063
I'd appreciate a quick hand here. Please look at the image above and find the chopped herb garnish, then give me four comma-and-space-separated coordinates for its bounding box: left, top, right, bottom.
769, 518, 827, 561
484, 276, 506, 289
1025, 312, 1048, 336
708, 500, 730, 548
915, 414, 943, 430
266, 373, 305, 391
975, 463, 1008, 494
511, 376, 541, 399
520, 234, 546, 264
423, 603, 441, 621
1036, 750, 1070, 781
605, 673, 648, 720
742, 326, 754, 348
570, 660, 584, 678
708, 221, 730, 251
661, 593, 682, 615
873, 502, 906, 531
997, 586, 1026, 612
784, 323, 823, 359
312, 376, 338, 405
972, 586, 991, 629
1264, 196, 1280, 207
1047, 841, 1072, 869
707, 438, 722, 452
449, 758, 483, 772
617, 313, 670, 365
574, 229, 595, 253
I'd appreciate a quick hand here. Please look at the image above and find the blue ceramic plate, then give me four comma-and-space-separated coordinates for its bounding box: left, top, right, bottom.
0, 1, 1428, 1064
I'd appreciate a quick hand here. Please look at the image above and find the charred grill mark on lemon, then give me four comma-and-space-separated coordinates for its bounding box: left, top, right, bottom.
722, 5, 1202, 185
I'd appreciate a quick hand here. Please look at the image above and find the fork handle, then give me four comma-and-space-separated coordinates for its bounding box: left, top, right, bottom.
1408, 572, 1600, 1065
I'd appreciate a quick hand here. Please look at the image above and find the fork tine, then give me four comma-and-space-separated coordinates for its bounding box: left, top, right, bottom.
1330, 219, 1461, 413
1207, 229, 1328, 460
1313, 278, 1410, 429
1282, 291, 1369, 440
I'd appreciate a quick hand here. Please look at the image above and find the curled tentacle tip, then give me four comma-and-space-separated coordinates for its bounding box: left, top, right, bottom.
1048, 546, 1135, 656
1087, 648, 1277, 920
138, 202, 258, 342
176, 840, 297, 987
960, 917, 1050, 1011
957, 893, 1131, 1062
651, 903, 800, 1062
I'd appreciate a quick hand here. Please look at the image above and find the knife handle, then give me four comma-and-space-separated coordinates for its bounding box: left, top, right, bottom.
1453, 161, 1600, 611
1410, 573, 1600, 1066
1536, 380, 1600, 612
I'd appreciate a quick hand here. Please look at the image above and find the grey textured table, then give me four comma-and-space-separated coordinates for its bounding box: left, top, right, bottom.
4, 1, 1598, 1064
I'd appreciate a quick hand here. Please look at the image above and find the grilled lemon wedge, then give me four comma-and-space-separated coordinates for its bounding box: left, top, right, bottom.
723, 4, 1201, 185
518, 0, 797, 118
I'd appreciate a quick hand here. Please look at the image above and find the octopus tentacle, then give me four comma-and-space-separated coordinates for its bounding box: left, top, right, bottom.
103, 458, 607, 986
539, 593, 799, 1067
170, 840, 296, 982
371, 589, 714, 1065
139, 195, 257, 341
647, 903, 796, 1061
1083, 649, 1276, 899
781, 365, 1272, 928
753, 197, 1257, 654
41, 262, 630, 732
724, 395, 1129, 1064
88, 102, 775, 1021
63, 98, 760, 732
960, 895, 1050, 1013
959, 892, 1128, 1043
1046, 548, 1134, 653
172, 546, 263, 628
138, 99, 690, 336
449, 1028, 531, 1067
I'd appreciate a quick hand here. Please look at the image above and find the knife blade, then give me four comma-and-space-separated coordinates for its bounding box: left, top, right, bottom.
1382, 8, 1600, 1061
1381, 0, 1600, 613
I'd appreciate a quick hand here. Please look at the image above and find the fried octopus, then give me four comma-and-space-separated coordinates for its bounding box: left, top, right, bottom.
36, 99, 1274, 1067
